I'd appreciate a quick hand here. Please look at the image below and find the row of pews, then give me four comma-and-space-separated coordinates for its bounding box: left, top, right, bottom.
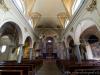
0, 59, 100, 75
56, 60, 100, 75
0, 59, 43, 75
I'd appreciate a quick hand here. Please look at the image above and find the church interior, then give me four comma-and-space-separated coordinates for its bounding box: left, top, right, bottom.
0, 0, 100, 75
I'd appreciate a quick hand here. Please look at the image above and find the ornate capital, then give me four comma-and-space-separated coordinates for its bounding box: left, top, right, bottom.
0, 0, 9, 11
87, 0, 96, 11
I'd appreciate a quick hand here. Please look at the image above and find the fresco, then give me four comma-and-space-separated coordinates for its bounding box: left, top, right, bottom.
91, 42, 100, 58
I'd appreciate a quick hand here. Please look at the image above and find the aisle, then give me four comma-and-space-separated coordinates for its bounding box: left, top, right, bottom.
36, 59, 63, 75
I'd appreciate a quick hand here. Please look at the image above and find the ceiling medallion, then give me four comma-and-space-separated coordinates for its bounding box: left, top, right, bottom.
0, 0, 9, 11
86, 0, 96, 11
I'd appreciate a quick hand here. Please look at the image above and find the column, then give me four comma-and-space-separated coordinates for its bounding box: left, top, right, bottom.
17, 44, 23, 63
75, 44, 81, 63
29, 48, 33, 61
66, 48, 70, 60
85, 43, 93, 59
65, 42, 70, 60
32, 48, 35, 59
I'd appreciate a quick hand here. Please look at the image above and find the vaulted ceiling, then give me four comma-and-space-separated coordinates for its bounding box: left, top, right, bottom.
32, 0, 66, 28
22, 0, 75, 37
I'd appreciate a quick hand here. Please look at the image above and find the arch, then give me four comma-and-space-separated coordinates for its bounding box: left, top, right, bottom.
67, 35, 74, 43
79, 26, 100, 60
66, 35, 77, 61
66, 35, 74, 47
24, 36, 32, 48
74, 19, 97, 44
46, 37, 54, 43
80, 26, 100, 44
67, 35, 74, 48
45, 37, 54, 53
88, 35, 99, 44
0, 22, 23, 45
0, 22, 23, 61
23, 36, 32, 59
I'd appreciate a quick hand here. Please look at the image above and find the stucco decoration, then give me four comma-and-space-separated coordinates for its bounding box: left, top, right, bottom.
87, 0, 96, 11
0, 0, 8, 11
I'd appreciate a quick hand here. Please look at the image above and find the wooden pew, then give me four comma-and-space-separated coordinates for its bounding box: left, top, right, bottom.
0, 59, 43, 75
0, 66, 31, 75
0, 70, 23, 75
56, 60, 100, 74
22, 59, 43, 71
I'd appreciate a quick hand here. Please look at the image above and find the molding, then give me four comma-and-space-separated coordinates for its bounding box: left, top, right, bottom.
63, 0, 87, 36
0, 0, 9, 11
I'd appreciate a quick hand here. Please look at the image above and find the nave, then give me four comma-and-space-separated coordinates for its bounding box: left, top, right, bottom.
36, 59, 63, 75
0, 0, 100, 75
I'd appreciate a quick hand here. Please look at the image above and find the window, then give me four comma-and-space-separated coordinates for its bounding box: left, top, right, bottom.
65, 20, 69, 28
1, 45, 7, 53
28, 19, 33, 28
13, 0, 24, 13
72, 0, 84, 14
48, 40, 52, 43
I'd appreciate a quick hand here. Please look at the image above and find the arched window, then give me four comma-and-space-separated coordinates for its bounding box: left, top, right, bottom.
65, 20, 69, 28
13, 0, 25, 13
28, 18, 33, 28
1, 45, 7, 53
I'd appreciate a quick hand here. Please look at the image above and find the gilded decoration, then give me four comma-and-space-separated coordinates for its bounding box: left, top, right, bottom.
0, 0, 8, 11
87, 0, 96, 11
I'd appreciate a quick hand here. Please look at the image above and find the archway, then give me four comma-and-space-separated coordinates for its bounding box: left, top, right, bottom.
80, 26, 100, 60
42, 37, 56, 58
23, 36, 32, 59
67, 36, 77, 61
46, 37, 54, 53
0, 22, 22, 61
74, 19, 96, 44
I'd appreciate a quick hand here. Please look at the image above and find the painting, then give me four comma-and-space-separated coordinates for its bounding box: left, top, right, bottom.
91, 42, 100, 58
